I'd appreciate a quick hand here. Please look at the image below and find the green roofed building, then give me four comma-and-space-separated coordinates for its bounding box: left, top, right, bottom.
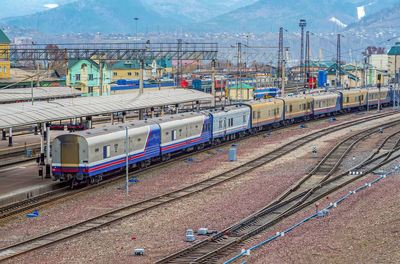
228, 83, 254, 101
388, 41, 400, 76
0, 29, 11, 79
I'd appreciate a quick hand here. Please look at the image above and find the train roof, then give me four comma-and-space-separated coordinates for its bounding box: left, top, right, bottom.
202, 104, 249, 115
69, 112, 205, 138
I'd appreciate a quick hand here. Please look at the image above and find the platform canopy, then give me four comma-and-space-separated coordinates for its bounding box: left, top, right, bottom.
0, 87, 83, 103
0, 89, 212, 129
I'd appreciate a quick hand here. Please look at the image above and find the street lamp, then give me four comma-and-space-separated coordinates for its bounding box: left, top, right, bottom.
134, 17, 139, 41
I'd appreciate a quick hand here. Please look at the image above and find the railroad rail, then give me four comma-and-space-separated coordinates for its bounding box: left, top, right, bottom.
2, 110, 395, 221
0, 111, 398, 261
156, 123, 400, 263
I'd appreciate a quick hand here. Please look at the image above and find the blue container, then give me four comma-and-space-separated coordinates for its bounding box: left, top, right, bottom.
229, 148, 236, 161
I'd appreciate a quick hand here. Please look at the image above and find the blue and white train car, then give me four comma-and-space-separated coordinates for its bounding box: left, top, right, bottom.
312, 93, 341, 116
52, 120, 161, 183
206, 105, 251, 142
159, 112, 211, 159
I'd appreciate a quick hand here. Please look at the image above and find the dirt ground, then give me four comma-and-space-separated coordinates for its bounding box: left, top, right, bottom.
2, 111, 400, 264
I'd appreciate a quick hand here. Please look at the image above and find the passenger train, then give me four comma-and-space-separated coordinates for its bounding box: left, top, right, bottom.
52, 87, 393, 186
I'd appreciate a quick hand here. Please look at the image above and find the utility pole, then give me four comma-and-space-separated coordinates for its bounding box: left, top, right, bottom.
99, 61, 104, 96
134, 17, 139, 42
299, 19, 307, 86
282, 59, 286, 97
336, 34, 341, 90
278, 27, 283, 89
211, 59, 216, 107
177, 39, 182, 88
305, 31, 310, 89
237, 42, 242, 101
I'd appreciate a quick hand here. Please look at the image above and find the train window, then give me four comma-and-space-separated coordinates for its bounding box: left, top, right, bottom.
303, 104, 306, 110
219, 120, 223, 129
257, 112, 261, 119
138, 138, 141, 142
289, 105, 292, 112
179, 129, 182, 136
307, 103, 311, 109
95, 148, 99, 153
230, 118, 234, 126
268, 110, 270, 116
114, 144, 118, 153
103, 145, 111, 159
166, 131, 169, 135
171, 130, 176, 141
346, 97, 349, 103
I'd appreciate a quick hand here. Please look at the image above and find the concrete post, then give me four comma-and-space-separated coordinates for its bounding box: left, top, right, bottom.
161, 106, 164, 116
211, 59, 216, 107
122, 111, 127, 123
45, 123, 51, 178
2, 129, 5, 140
99, 61, 104, 96
281, 60, 286, 97
40, 123, 45, 165
139, 60, 144, 94
111, 113, 114, 125
8, 127, 12, 147
34, 125, 38, 135
151, 107, 155, 119
175, 104, 179, 114
86, 116, 92, 129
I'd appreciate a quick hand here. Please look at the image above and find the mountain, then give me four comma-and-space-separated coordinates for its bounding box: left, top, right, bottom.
1, 0, 179, 34
347, 4, 400, 32
0, 0, 75, 19
190, 0, 363, 33
143, 0, 258, 23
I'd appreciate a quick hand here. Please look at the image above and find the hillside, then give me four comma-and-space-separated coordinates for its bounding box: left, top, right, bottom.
1, 0, 178, 34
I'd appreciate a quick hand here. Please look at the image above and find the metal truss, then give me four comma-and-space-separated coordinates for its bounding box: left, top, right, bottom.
0, 42, 218, 61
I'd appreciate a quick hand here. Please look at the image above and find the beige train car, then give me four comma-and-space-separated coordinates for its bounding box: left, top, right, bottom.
245, 99, 284, 128
283, 96, 313, 120
340, 89, 367, 109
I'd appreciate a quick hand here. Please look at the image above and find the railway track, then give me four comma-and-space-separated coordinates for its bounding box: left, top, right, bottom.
156, 123, 400, 263
0, 111, 398, 261
1, 110, 397, 221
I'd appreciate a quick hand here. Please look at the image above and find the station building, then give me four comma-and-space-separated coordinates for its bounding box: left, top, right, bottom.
67, 59, 111, 96
0, 29, 10, 79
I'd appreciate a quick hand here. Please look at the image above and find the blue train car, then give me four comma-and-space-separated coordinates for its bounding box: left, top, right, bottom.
206, 105, 251, 141
159, 112, 211, 158
52, 121, 161, 183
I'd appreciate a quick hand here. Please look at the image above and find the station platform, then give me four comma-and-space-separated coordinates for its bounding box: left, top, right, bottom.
0, 161, 59, 206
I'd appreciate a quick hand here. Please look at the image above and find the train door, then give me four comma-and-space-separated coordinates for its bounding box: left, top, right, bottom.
60, 135, 79, 167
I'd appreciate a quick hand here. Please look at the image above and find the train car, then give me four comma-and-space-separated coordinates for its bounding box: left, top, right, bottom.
339, 89, 367, 111
282, 96, 313, 122
205, 105, 251, 142
52, 120, 161, 185
245, 99, 284, 130
158, 112, 211, 160
367, 88, 391, 108
312, 93, 341, 117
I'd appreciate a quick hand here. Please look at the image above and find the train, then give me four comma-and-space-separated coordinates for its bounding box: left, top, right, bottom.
52, 87, 393, 186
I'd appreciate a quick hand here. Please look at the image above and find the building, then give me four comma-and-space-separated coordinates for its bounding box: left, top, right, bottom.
111, 59, 173, 82
388, 42, 400, 77
367, 54, 388, 72
228, 83, 254, 101
0, 68, 63, 88
0, 29, 11, 79
67, 59, 111, 95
